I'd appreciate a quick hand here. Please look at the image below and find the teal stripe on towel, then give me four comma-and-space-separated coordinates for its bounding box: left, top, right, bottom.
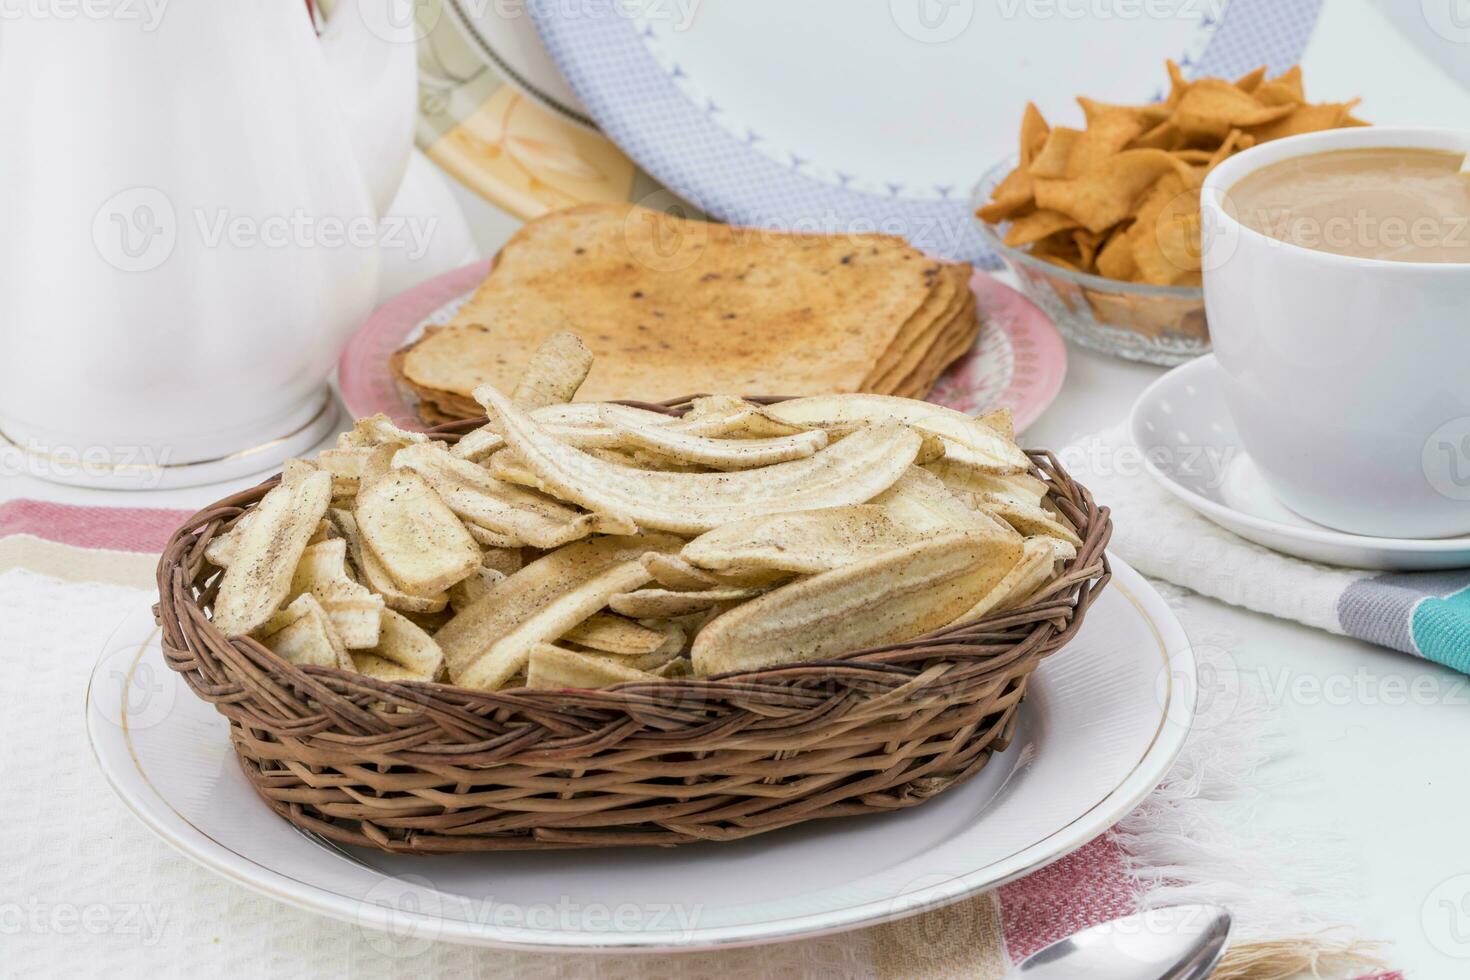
1411, 587, 1470, 674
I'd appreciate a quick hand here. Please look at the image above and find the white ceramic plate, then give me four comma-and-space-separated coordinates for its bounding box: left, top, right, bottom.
527, 0, 1322, 263
440, 0, 592, 128
88, 557, 1193, 951
1131, 355, 1470, 571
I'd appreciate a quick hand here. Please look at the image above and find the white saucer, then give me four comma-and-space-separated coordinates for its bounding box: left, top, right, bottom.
1131, 356, 1470, 571
88, 557, 1193, 952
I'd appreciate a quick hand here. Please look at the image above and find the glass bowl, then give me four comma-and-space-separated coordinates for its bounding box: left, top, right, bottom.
972, 158, 1208, 366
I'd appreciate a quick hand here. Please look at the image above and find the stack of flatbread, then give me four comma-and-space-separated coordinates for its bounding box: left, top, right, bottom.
394, 204, 978, 424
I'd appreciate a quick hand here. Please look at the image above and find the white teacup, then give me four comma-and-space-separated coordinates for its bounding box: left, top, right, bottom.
1200, 127, 1470, 540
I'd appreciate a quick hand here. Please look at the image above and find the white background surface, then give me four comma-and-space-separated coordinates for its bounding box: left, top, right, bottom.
5, 0, 1470, 974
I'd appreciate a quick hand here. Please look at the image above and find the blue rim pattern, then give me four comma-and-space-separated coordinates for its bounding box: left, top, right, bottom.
529, 0, 1322, 266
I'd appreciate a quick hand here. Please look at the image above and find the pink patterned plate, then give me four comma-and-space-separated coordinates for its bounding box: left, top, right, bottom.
338, 262, 1066, 433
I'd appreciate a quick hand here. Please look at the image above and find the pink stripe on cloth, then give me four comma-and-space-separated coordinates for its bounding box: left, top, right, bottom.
0, 500, 189, 554
998, 835, 1138, 960
997, 834, 1396, 979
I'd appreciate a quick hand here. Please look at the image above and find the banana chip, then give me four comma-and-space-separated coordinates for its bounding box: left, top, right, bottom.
640, 551, 722, 589
394, 442, 636, 548
258, 592, 351, 670
464, 523, 525, 548
477, 384, 922, 534
561, 613, 671, 655
363, 609, 443, 680
351, 653, 427, 682
681, 505, 924, 576
872, 467, 1019, 538
338, 413, 429, 450
946, 536, 1058, 627
923, 461, 1048, 507
761, 394, 1031, 475
609, 586, 765, 619
599, 404, 828, 470
212, 470, 332, 636
286, 538, 385, 649
525, 643, 665, 690
331, 508, 449, 614
458, 560, 654, 691
448, 566, 507, 611
692, 530, 1023, 676
511, 330, 594, 409
355, 470, 481, 596
436, 533, 682, 686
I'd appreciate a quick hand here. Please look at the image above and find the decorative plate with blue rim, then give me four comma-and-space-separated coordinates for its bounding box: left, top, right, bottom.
528, 0, 1323, 264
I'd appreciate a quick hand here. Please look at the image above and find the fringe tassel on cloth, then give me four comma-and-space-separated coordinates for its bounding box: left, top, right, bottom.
1112, 603, 1386, 979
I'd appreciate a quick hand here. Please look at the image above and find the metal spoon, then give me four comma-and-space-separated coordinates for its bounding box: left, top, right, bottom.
1006, 904, 1231, 980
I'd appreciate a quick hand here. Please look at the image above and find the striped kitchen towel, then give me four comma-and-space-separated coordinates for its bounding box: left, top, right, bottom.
1, 498, 1395, 979
1063, 426, 1470, 673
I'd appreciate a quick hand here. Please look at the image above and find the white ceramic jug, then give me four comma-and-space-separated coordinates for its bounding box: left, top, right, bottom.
0, 0, 417, 488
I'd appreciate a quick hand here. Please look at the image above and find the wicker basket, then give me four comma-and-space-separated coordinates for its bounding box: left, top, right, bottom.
154, 399, 1112, 853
